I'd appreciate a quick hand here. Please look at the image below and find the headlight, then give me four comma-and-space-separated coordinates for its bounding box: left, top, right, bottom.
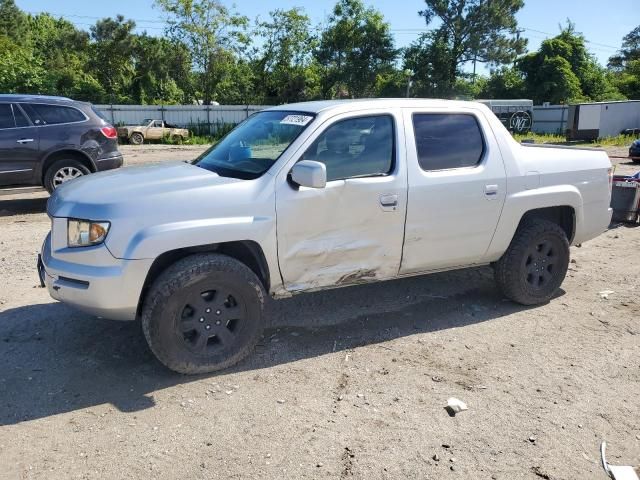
67, 219, 110, 247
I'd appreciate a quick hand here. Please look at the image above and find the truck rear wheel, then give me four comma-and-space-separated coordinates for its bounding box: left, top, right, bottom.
494, 219, 570, 305
141, 253, 266, 374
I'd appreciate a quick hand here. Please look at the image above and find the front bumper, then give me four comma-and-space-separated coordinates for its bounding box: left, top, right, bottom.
39, 232, 153, 321
96, 152, 124, 172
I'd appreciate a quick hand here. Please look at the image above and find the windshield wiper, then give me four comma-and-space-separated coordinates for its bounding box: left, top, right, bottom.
347, 172, 389, 179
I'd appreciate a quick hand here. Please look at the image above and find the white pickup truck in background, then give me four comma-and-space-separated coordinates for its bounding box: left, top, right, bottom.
39, 99, 613, 373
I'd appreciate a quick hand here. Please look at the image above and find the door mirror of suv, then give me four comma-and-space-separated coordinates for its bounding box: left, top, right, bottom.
291, 160, 327, 189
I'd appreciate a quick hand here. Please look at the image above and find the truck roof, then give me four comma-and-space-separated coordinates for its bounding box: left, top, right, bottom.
266, 98, 491, 115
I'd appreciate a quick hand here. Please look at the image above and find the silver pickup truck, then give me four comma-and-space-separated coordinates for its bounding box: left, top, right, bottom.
38, 99, 613, 374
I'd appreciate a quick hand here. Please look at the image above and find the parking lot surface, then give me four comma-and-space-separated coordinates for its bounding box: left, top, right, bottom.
0, 144, 638, 479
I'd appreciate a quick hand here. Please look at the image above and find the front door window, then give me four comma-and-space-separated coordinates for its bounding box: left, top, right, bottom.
302, 115, 394, 181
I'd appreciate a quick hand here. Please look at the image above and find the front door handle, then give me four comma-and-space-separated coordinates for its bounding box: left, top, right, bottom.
16, 138, 34, 144
484, 184, 499, 197
379, 194, 398, 211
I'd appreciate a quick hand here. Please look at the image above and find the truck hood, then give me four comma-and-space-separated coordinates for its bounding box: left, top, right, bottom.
48, 162, 245, 220
48, 161, 275, 259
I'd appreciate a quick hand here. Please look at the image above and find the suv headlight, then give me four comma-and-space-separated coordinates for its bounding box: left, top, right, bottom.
67, 219, 110, 247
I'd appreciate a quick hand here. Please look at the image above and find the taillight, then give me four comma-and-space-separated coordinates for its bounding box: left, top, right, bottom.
608, 167, 614, 195
100, 126, 117, 139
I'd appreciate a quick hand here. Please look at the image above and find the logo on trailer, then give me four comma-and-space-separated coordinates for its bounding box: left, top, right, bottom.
509, 111, 532, 133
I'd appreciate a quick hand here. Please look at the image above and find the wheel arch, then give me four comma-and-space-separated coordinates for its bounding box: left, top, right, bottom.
485, 184, 585, 262
41, 149, 96, 184
518, 205, 576, 243
136, 241, 271, 317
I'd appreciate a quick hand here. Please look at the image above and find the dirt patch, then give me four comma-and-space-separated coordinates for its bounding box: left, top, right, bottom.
120, 144, 210, 167
606, 145, 639, 176
0, 145, 638, 479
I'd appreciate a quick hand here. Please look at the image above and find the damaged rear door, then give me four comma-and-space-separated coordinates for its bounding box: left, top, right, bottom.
275, 109, 407, 292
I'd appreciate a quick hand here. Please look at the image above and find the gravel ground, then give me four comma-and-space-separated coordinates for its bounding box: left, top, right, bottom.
120, 144, 210, 166
0, 144, 638, 479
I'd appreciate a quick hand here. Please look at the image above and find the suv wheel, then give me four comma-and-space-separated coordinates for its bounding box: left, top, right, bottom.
494, 219, 570, 305
44, 159, 91, 193
141, 253, 266, 374
130, 132, 144, 145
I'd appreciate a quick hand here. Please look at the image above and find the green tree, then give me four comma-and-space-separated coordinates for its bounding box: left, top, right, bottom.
453, 76, 488, 99
132, 35, 192, 104
608, 26, 640, 70
28, 14, 103, 101
518, 23, 622, 103
374, 69, 412, 98
481, 67, 525, 99
89, 15, 137, 103
0, 0, 29, 43
519, 54, 582, 103
611, 60, 640, 99
408, 0, 526, 96
251, 8, 318, 103
211, 55, 255, 104
0, 36, 44, 92
609, 26, 640, 99
155, 0, 249, 104
315, 0, 398, 98
404, 31, 456, 97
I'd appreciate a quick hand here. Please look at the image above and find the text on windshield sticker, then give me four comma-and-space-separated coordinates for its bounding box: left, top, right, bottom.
280, 114, 313, 126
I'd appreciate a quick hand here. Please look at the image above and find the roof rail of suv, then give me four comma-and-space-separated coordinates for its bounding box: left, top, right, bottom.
0, 94, 74, 102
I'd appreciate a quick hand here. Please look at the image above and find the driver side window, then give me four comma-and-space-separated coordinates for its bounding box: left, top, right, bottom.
303, 115, 394, 182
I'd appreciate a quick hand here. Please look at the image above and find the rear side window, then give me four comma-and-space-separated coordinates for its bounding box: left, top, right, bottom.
0, 104, 14, 128
412, 114, 484, 171
91, 106, 109, 122
24, 104, 86, 125
12, 104, 30, 127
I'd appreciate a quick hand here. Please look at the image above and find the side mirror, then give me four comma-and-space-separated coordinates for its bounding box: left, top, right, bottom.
291, 160, 327, 189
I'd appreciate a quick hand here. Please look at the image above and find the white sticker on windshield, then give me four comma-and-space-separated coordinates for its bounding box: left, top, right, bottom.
280, 114, 313, 126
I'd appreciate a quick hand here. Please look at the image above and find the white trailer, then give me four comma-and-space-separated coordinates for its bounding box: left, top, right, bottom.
567, 100, 640, 140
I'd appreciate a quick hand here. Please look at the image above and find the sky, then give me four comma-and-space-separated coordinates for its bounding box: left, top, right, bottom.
15, 0, 639, 72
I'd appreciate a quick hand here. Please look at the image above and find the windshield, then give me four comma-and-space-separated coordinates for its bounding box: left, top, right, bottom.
142, 118, 153, 125
194, 110, 315, 179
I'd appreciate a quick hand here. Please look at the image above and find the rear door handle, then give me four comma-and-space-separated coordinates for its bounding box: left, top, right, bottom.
16, 138, 34, 144
379, 194, 398, 211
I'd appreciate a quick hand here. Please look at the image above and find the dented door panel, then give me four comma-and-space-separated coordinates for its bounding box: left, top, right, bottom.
275, 109, 408, 292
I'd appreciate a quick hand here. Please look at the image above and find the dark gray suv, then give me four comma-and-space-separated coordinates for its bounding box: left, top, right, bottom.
0, 94, 123, 193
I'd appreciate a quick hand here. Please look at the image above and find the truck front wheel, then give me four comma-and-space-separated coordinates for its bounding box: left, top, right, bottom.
494, 219, 570, 305
141, 253, 266, 374
130, 132, 144, 145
